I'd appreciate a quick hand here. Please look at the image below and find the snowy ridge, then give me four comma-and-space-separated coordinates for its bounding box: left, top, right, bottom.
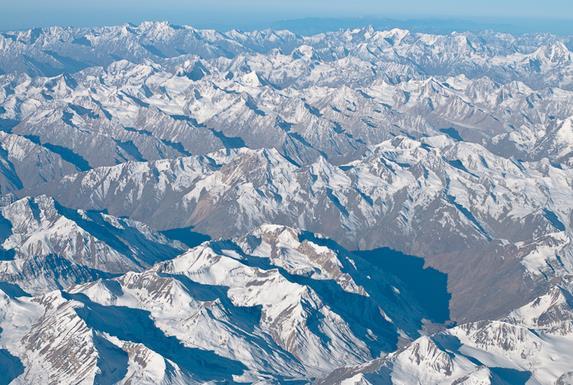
1, 225, 450, 384
25, 136, 573, 320
0, 195, 185, 294
1, 24, 573, 181
319, 281, 573, 385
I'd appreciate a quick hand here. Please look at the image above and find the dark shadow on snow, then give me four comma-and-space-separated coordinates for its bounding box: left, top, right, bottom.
0, 281, 30, 298
296, 232, 451, 337
439, 127, 463, 141
93, 334, 129, 385
432, 334, 531, 384
490, 367, 531, 385
160, 272, 305, 370
54, 204, 183, 268
210, 239, 400, 355
63, 292, 247, 383
23, 134, 91, 171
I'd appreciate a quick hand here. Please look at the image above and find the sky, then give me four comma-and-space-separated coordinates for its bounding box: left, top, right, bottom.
1, 0, 573, 32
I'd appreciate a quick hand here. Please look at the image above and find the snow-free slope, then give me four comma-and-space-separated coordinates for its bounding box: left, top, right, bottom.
28, 137, 573, 321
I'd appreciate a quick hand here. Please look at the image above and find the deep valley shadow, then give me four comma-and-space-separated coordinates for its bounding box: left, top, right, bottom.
295, 232, 451, 336
490, 367, 532, 385
0, 349, 24, 385
161, 227, 211, 249
353, 248, 451, 324
0, 327, 24, 385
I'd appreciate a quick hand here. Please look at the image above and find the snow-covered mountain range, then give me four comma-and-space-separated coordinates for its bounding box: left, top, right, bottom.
0, 21, 572, 384
319, 281, 573, 385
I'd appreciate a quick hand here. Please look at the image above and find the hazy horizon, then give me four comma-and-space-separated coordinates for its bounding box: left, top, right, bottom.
2, 16, 573, 36
1, 0, 573, 34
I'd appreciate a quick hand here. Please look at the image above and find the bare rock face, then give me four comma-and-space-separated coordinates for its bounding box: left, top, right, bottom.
556, 372, 573, 385
26, 137, 572, 321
